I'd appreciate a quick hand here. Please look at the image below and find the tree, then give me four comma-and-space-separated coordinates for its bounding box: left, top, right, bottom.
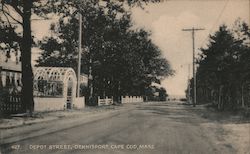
158, 87, 168, 101
199, 25, 241, 110
0, 0, 164, 114
0, 19, 21, 63
189, 21, 250, 110
0, 0, 36, 114
37, 1, 173, 104
232, 19, 250, 108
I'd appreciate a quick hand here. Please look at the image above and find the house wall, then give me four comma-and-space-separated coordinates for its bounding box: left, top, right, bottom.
0, 70, 22, 88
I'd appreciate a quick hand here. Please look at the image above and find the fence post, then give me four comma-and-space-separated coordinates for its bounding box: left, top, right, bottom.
98, 96, 100, 106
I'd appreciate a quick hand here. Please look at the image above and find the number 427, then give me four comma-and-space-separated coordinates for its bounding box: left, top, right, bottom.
11, 145, 20, 150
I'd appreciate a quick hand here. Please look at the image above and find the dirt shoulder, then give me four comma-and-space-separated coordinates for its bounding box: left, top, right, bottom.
0, 104, 130, 145
189, 104, 250, 154
0, 105, 121, 129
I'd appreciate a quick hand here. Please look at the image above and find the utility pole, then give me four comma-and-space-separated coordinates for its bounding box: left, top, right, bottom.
77, 13, 82, 97
88, 57, 93, 104
182, 27, 205, 107
188, 64, 191, 104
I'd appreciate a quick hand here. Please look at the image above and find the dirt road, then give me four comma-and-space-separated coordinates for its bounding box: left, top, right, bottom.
1, 102, 249, 154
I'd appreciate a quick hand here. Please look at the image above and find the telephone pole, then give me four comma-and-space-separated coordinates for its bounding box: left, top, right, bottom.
77, 13, 82, 97
188, 64, 191, 104
182, 27, 205, 107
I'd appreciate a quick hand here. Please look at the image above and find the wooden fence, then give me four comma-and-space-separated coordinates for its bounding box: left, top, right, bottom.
0, 94, 23, 114
98, 96, 113, 106
121, 96, 143, 103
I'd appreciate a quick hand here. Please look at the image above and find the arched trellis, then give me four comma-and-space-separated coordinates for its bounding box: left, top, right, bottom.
34, 67, 49, 81
34, 67, 77, 83
33, 67, 77, 108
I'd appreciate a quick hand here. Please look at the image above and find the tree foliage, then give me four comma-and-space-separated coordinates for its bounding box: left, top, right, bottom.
0, 0, 165, 113
37, 1, 173, 103
0, 0, 38, 114
187, 20, 250, 110
0, 19, 20, 62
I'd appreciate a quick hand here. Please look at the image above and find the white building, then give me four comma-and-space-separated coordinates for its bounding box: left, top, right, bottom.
0, 52, 88, 112
0, 52, 22, 89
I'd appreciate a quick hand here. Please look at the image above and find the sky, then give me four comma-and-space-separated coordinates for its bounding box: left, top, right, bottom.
130, 0, 249, 96
27, 0, 250, 97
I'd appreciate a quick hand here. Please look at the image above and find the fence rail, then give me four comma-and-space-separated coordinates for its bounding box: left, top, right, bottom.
0, 94, 23, 114
98, 96, 113, 106
121, 96, 143, 104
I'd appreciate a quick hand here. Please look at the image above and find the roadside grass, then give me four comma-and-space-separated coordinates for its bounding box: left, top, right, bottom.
193, 103, 250, 124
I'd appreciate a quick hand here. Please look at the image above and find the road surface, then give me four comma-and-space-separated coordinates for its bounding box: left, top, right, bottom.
1, 102, 237, 154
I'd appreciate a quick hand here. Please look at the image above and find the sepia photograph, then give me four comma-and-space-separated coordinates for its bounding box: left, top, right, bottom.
0, 0, 249, 153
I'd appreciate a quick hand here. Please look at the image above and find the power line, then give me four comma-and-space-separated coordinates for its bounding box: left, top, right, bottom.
199, 0, 229, 48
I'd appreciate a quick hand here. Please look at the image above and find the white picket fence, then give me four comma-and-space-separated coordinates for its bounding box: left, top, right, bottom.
98, 96, 113, 106
121, 96, 143, 104
97, 96, 143, 106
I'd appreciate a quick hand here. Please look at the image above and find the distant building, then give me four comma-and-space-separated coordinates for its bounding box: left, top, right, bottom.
0, 52, 22, 89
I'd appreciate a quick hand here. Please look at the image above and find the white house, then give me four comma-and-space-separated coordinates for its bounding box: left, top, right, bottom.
0, 52, 87, 112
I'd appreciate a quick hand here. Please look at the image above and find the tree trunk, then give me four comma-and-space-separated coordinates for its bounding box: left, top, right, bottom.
112, 80, 119, 103
241, 84, 245, 108
0, 67, 2, 88
218, 85, 223, 110
21, 1, 34, 115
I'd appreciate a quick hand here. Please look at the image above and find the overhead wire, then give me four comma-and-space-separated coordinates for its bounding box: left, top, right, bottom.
199, 0, 229, 49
